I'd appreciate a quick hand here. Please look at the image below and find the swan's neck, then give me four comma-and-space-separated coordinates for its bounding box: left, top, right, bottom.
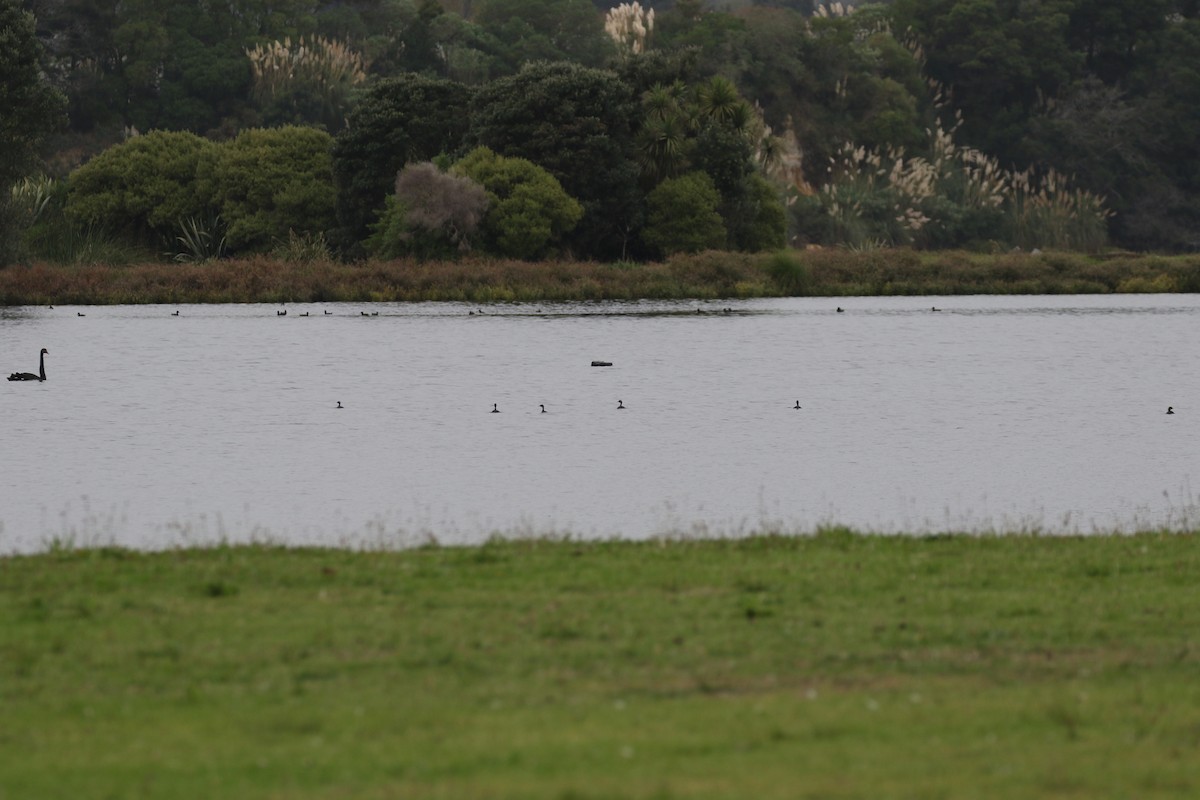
39, 351, 45, 380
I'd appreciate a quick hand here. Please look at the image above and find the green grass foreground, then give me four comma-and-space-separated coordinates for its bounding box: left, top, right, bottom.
2, 531, 1198, 798
3, 249, 1200, 305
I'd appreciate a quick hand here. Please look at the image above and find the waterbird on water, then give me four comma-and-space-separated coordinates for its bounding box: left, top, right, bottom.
617, 400, 625, 409
492, 403, 500, 413
836, 307, 844, 313
794, 401, 801, 409
540, 404, 546, 413
7, 348, 47, 381
1167, 406, 1175, 414
336, 401, 343, 409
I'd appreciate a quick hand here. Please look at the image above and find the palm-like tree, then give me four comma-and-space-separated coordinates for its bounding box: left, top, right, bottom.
696, 76, 742, 125
637, 82, 692, 181
636, 113, 688, 182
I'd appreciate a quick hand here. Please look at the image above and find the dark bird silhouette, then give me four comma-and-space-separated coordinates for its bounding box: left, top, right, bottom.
172, 310, 180, 316
277, 309, 286, 316
77, 312, 85, 317
336, 401, 343, 409
836, 307, 844, 313
324, 310, 331, 315
361, 312, 370, 317
794, 401, 801, 409
300, 312, 309, 317
8, 348, 47, 382
540, 404, 547, 413
1167, 406, 1175, 415
492, 403, 500, 413
617, 400, 625, 409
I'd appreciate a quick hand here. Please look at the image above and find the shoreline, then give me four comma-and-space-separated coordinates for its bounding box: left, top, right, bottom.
3, 249, 1199, 306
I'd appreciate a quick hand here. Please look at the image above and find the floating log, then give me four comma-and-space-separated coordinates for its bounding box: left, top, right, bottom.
591, 361, 613, 367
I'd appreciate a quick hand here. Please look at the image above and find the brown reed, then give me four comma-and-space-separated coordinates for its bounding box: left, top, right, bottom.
2, 250, 1198, 306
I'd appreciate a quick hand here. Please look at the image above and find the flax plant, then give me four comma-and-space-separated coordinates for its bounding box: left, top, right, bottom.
10, 175, 57, 227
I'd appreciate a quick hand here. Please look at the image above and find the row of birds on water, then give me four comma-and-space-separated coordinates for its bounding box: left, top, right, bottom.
332, 397, 1182, 416
5, 347, 1186, 417
6, 347, 1186, 418
46, 304, 962, 319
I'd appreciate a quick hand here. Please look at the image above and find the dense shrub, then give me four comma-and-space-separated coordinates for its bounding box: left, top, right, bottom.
642, 172, 726, 256
65, 131, 217, 244
199, 126, 337, 253
453, 147, 583, 260
726, 173, 787, 252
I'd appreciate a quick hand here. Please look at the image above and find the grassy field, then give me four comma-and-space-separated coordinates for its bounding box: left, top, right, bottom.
2, 531, 1198, 798
3, 249, 1200, 305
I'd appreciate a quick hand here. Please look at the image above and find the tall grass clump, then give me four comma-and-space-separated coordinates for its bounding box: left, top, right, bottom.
11, 176, 146, 266
246, 36, 367, 129
764, 249, 811, 294
271, 229, 334, 264
801, 117, 1110, 253
1008, 167, 1111, 253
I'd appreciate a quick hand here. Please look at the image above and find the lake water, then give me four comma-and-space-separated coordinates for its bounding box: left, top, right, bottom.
2, 294, 1198, 554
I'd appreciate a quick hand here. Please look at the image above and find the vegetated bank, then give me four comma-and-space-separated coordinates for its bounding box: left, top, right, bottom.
2, 249, 1200, 306
1, 530, 1197, 798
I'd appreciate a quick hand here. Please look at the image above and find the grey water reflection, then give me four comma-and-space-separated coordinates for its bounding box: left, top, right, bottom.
2, 294, 1198, 553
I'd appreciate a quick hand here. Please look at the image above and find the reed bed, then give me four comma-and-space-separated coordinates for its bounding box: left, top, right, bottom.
2, 250, 1199, 306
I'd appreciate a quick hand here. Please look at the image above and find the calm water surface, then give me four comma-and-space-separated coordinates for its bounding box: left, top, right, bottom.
2, 295, 1198, 553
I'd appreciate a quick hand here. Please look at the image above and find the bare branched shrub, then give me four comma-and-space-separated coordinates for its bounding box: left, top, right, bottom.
395, 163, 490, 250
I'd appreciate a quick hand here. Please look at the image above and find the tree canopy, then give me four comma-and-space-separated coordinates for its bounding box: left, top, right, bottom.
14, 0, 1200, 255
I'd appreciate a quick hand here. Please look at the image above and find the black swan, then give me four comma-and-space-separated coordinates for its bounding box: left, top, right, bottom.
540, 404, 547, 413
1167, 406, 1175, 415
336, 401, 343, 409
617, 400, 625, 409
794, 401, 801, 409
8, 348, 47, 381
492, 404, 500, 413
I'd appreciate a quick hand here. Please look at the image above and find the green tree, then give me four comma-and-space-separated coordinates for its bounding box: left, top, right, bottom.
468, 61, 641, 258
331, 73, 471, 251
474, 0, 614, 70
726, 173, 787, 252
452, 147, 583, 259
641, 171, 726, 256
891, 0, 1080, 165
1, 0, 66, 263
199, 126, 336, 253
65, 130, 217, 244
1, 0, 66, 183
1068, 0, 1172, 84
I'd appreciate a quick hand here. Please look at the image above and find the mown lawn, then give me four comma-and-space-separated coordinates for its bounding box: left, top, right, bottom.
2, 531, 1198, 798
